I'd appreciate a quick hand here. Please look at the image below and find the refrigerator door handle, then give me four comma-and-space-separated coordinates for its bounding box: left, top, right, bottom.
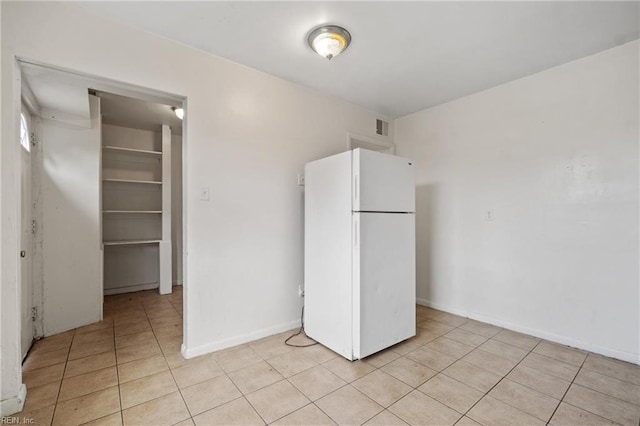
354, 175, 358, 205
354, 217, 359, 249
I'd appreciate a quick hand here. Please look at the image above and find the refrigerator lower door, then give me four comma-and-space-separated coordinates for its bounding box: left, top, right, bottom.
353, 212, 416, 359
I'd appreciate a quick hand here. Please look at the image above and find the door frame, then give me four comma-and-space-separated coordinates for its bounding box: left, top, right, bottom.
19, 102, 35, 358
347, 132, 395, 154
0, 53, 28, 418
22, 81, 45, 339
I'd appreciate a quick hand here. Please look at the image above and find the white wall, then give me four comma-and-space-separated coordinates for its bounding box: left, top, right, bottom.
0, 31, 27, 415
102, 123, 161, 151
395, 41, 639, 363
40, 95, 102, 335
1, 2, 388, 361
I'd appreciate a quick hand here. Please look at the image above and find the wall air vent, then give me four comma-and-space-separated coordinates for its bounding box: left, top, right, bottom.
376, 119, 389, 137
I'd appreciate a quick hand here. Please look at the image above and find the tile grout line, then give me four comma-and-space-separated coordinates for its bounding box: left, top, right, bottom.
24, 303, 637, 426
307, 381, 367, 425
48, 328, 75, 426
140, 288, 194, 425
79, 290, 188, 420
408, 314, 485, 425
285, 401, 333, 426
115, 293, 145, 423
22, 308, 504, 423
235, 337, 338, 423
231, 339, 308, 423
463, 358, 563, 403
119, 292, 160, 422
447, 349, 575, 402
544, 354, 587, 426
370, 313, 472, 424
313, 315, 469, 425
548, 358, 637, 426
311, 399, 345, 425
579, 363, 640, 387
571, 381, 640, 409
420, 309, 619, 424
112, 308, 125, 426
455, 337, 546, 424
422, 310, 545, 354
111, 293, 154, 420
424, 308, 638, 388
556, 398, 625, 426
239, 381, 271, 425
247, 341, 322, 424
65, 306, 118, 425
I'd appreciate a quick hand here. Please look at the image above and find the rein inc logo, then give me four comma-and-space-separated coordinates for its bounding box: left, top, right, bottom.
1, 417, 34, 424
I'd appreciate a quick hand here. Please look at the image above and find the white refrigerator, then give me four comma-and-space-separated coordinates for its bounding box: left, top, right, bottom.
304, 148, 416, 360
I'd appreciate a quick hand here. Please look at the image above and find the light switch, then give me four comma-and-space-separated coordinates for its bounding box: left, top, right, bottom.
298, 173, 305, 186
200, 186, 210, 201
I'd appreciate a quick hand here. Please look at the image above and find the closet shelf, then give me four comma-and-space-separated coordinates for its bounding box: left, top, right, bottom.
101, 123, 172, 295
103, 239, 161, 246
103, 210, 162, 214
103, 178, 162, 185
103, 145, 162, 156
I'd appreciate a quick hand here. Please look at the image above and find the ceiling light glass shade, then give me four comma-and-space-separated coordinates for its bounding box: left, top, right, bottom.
308, 25, 351, 60
173, 107, 184, 120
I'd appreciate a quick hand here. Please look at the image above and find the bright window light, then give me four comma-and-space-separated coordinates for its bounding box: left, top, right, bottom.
20, 112, 30, 152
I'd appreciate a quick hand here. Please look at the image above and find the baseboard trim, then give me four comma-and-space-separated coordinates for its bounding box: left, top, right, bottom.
104, 283, 158, 296
181, 319, 301, 359
0, 384, 26, 417
416, 298, 639, 365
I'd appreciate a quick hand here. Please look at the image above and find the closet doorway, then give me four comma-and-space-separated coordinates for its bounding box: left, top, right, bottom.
18, 60, 186, 338
98, 92, 182, 297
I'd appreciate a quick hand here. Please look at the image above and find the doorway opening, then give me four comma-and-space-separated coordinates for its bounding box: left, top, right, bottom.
19, 102, 34, 359
17, 60, 187, 349
348, 132, 396, 154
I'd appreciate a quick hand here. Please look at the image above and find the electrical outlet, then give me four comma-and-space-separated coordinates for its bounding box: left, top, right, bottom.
486, 210, 493, 221
199, 186, 210, 201
298, 285, 304, 298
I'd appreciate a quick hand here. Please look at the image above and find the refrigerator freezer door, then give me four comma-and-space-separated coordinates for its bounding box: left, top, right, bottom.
353, 212, 416, 359
353, 148, 415, 213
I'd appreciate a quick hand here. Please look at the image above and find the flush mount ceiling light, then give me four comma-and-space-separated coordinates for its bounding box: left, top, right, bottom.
172, 107, 184, 120
307, 25, 351, 60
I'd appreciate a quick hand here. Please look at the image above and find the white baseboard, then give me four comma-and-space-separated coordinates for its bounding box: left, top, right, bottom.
172, 281, 183, 286
416, 298, 639, 365
104, 283, 158, 296
0, 384, 26, 417
181, 319, 301, 359
416, 297, 432, 307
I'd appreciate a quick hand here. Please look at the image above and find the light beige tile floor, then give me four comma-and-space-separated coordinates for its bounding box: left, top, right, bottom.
11, 287, 640, 425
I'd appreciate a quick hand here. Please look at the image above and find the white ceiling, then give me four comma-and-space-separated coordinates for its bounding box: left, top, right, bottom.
21, 62, 92, 120
21, 62, 182, 134
77, 1, 639, 118
99, 92, 183, 135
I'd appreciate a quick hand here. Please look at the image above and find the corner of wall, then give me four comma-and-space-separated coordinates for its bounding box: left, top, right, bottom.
182, 318, 301, 359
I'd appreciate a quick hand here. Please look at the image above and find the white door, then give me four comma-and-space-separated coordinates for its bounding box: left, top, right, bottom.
353, 212, 415, 359
20, 109, 34, 359
353, 148, 415, 213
